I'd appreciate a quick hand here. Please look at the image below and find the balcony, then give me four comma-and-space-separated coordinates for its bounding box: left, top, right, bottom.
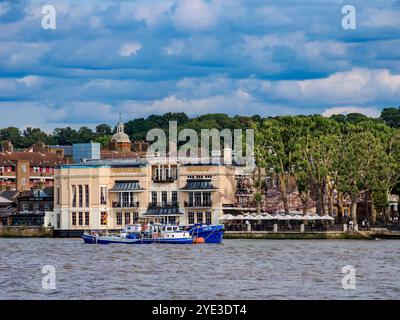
184, 200, 212, 208
112, 201, 139, 208
148, 202, 179, 208
152, 176, 177, 183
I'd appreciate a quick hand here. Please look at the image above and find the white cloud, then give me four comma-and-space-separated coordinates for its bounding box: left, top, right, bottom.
259, 68, 400, 106
119, 42, 142, 57
322, 106, 380, 118
17, 75, 43, 88
173, 0, 216, 32
361, 9, 400, 28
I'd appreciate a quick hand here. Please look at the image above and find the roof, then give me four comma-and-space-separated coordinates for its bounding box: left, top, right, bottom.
58, 158, 147, 169
101, 150, 139, 160
0, 151, 64, 166
143, 207, 183, 216
181, 179, 217, 190
48, 145, 73, 156
109, 181, 144, 192
0, 190, 19, 201
0, 195, 12, 204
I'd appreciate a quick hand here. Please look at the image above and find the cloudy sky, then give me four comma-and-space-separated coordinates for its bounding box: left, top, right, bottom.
1, 0, 400, 131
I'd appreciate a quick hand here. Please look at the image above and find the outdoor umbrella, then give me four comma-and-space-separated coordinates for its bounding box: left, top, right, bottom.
292, 214, 305, 220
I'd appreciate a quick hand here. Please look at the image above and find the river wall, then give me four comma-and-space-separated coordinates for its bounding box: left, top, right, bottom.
0, 226, 53, 237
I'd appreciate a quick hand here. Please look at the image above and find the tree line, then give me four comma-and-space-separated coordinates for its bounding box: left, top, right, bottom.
253, 111, 400, 224
1, 108, 399, 150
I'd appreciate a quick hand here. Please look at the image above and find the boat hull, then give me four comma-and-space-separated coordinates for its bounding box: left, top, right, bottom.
188, 224, 224, 244
82, 234, 193, 245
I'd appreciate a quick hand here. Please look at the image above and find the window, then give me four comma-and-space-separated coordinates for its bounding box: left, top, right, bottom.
122, 192, 129, 207
203, 192, 211, 206
22, 165, 26, 173
100, 212, 107, 225
133, 212, 139, 220
44, 203, 50, 211
78, 185, 83, 207
84, 185, 89, 208
85, 212, 89, 226
188, 212, 195, 224
169, 216, 176, 224
72, 212, 76, 226
197, 212, 203, 224
151, 191, 157, 205
56, 187, 60, 205
22, 203, 29, 212
72, 185, 77, 207
162, 191, 167, 206
100, 186, 107, 205
78, 212, 83, 225
172, 191, 178, 205
116, 212, 123, 225
21, 178, 26, 186
34, 203, 39, 211
206, 212, 212, 225
125, 212, 131, 225
195, 192, 202, 206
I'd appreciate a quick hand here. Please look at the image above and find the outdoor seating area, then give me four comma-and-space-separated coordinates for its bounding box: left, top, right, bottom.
220, 212, 337, 232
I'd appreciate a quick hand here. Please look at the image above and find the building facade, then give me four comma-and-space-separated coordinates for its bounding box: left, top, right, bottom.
0, 150, 64, 192
52, 157, 250, 234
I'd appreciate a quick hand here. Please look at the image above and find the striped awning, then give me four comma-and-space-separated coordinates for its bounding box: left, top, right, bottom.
109, 181, 143, 192
181, 179, 217, 191
143, 207, 183, 216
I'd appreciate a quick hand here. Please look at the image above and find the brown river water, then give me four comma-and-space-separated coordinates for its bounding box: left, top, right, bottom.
0, 238, 399, 299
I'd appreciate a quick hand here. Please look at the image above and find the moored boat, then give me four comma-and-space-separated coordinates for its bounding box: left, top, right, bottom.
82, 224, 193, 245
187, 223, 224, 244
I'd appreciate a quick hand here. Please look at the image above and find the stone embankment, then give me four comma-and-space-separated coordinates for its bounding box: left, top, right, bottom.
0, 226, 53, 237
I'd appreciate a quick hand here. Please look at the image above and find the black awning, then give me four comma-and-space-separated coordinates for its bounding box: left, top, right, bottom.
181, 179, 217, 191
109, 181, 144, 192
143, 207, 183, 216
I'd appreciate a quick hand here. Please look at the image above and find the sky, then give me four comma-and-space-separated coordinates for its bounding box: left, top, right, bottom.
0, 0, 400, 132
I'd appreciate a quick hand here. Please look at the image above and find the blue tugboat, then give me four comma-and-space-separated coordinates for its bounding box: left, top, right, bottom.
82, 224, 193, 245
187, 223, 224, 244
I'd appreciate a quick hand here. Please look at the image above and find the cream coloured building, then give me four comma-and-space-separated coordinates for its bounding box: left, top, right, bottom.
53, 156, 253, 235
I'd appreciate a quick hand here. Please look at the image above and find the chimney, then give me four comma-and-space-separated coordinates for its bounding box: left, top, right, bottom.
1, 141, 14, 152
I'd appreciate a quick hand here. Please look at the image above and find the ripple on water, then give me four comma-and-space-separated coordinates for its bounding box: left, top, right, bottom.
0, 239, 399, 299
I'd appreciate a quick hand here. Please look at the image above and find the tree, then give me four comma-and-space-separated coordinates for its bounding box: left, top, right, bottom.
53, 127, 79, 145
380, 107, 400, 128
0, 127, 22, 147
337, 130, 382, 223
254, 117, 304, 214
96, 124, 112, 135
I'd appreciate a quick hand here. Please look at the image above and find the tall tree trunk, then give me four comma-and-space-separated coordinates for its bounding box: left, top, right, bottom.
300, 190, 309, 215
337, 191, 343, 222
279, 175, 289, 214
364, 192, 370, 219
256, 166, 262, 214
351, 193, 358, 224
371, 199, 377, 225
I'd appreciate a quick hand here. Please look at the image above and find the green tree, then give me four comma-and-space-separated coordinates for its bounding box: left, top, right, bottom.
380, 107, 400, 128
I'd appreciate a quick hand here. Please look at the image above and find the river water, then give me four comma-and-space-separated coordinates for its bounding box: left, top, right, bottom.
0, 239, 399, 300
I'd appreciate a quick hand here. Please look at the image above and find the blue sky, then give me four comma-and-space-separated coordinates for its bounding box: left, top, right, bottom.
1, 0, 400, 131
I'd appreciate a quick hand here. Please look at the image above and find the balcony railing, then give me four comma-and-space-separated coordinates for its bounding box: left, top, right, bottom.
152, 176, 177, 183
112, 201, 139, 208
184, 200, 212, 208
148, 202, 179, 208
